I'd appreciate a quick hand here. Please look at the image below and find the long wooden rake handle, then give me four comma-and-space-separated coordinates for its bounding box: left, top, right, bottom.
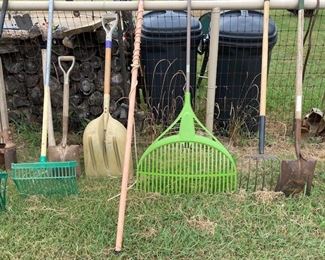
40, 0, 54, 162
115, 0, 144, 253
258, 0, 270, 154
295, 0, 304, 158
42, 49, 56, 148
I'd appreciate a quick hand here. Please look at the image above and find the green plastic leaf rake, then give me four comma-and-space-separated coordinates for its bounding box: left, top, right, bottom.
137, 92, 237, 194
0, 172, 8, 210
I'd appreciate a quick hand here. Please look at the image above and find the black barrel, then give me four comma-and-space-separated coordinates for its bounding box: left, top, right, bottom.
215, 10, 277, 135
141, 10, 202, 123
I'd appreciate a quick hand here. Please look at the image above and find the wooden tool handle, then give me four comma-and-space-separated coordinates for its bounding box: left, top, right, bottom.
295, 0, 304, 158
58, 56, 75, 147
115, 0, 144, 253
260, 0, 270, 118
40, 0, 54, 161
42, 49, 56, 147
296, 0, 304, 121
258, 0, 270, 154
102, 14, 117, 128
0, 57, 9, 133
61, 80, 70, 147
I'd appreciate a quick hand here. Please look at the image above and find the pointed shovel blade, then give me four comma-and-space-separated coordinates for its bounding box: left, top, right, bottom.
276, 158, 316, 196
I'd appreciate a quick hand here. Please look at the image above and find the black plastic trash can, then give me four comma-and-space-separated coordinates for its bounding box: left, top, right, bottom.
141, 10, 202, 123
215, 10, 277, 134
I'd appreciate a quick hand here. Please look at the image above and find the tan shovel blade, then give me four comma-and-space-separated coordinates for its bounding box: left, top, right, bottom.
83, 114, 133, 177
48, 144, 81, 176
276, 158, 316, 196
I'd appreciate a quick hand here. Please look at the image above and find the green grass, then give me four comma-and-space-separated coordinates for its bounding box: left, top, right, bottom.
0, 122, 324, 259
0, 175, 324, 259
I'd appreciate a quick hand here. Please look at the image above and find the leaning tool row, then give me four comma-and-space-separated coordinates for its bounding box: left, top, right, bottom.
0, 0, 317, 254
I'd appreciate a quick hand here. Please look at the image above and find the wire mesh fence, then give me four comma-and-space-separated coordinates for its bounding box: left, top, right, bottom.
0, 8, 324, 140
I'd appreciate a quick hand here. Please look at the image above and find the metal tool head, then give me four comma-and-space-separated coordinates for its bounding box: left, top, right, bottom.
102, 13, 118, 40
239, 154, 280, 192
48, 144, 81, 177
276, 157, 316, 196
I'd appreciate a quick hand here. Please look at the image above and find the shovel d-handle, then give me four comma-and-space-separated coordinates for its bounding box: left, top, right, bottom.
102, 14, 118, 128
102, 13, 118, 42
58, 56, 75, 148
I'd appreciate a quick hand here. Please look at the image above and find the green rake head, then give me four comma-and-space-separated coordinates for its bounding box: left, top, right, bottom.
12, 161, 78, 197
0, 172, 8, 210
137, 93, 237, 194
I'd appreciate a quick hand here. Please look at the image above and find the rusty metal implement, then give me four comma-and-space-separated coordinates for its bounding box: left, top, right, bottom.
239, 0, 280, 192
276, 0, 316, 196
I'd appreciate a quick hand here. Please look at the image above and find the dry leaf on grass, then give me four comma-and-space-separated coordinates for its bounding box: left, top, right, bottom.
187, 215, 216, 235
235, 189, 247, 202
135, 227, 158, 239
253, 190, 285, 204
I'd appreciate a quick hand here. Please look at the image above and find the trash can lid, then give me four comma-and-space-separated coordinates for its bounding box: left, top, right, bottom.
142, 10, 202, 41
219, 10, 277, 47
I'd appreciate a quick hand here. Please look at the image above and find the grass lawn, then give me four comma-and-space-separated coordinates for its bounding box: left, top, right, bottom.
0, 174, 324, 259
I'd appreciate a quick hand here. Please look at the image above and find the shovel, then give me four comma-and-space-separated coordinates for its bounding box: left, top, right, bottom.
48, 56, 81, 175
275, 0, 316, 196
83, 14, 131, 177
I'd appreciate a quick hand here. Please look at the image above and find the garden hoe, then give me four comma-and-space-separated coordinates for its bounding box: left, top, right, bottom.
240, 0, 280, 192
83, 14, 130, 177
48, 56, 81, 176
276, 0, 316, 196
0, 57, 17, 170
